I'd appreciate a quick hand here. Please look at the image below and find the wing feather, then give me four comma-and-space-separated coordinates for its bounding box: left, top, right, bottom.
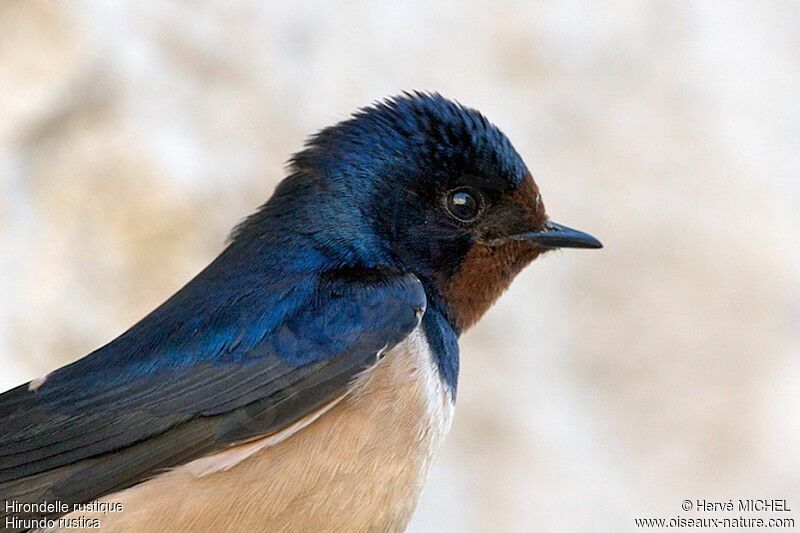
0, 266, 425, 523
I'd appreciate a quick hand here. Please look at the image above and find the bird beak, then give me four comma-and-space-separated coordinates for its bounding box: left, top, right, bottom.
509, 221, 603, 249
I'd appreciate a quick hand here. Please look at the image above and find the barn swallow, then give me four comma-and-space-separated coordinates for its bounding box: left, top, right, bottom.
0, 93, 601, 532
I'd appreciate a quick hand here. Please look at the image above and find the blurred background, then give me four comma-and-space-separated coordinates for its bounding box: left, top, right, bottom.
1, 1, 798, 531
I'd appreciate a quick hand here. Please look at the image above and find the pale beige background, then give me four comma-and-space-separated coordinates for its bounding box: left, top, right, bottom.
1, 1, 798, 532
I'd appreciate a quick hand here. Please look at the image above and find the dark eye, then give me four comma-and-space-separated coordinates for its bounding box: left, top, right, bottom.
445, 188, 483, 223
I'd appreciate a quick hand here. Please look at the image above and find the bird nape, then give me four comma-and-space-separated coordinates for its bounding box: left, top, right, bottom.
0, 92, 601, 532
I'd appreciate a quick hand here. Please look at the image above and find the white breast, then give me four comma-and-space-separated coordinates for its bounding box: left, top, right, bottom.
350, 327, 455, 453
57, 326, 455, 532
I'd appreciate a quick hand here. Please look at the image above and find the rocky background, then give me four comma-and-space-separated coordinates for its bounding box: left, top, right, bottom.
1, 1, 798, 531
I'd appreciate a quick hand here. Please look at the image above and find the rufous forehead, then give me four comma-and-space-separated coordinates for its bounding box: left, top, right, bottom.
507, 171, 547, 228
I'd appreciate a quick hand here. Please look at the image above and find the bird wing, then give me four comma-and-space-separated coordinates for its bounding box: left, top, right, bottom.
0, 266, 426, 516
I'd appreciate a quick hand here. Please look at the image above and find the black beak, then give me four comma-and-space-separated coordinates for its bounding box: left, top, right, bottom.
511, 221, 603, 249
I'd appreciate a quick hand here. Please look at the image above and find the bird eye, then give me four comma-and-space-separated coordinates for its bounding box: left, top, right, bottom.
445, 188, 483, 223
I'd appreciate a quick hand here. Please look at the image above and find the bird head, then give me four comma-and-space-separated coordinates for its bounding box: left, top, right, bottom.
242, 93, 601, 333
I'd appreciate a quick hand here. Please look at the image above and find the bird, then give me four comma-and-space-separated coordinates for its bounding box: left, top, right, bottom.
0, 93, 601, 532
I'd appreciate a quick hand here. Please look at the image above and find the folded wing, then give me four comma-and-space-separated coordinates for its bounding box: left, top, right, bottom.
0, 264, 425, 521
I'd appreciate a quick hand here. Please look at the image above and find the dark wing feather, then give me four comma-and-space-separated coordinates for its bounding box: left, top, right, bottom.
0, 265, 425, 523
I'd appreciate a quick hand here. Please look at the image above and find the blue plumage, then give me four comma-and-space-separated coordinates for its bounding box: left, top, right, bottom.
0, 92, 600, 525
